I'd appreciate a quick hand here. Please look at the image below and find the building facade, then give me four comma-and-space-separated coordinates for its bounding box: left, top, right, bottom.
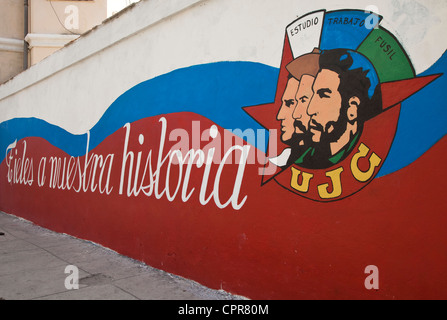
0, 0, 25, 84
0, 0, 106, 84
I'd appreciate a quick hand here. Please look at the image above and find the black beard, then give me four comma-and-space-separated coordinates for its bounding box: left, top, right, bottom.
294, 119, 308, 138
285, 129, 311, 149
324, 112, 349, 144
283, 120, 309, 147
304, 105, 351, 169
313, 102, 350, 146
284, 129, 313, 167
284, 132, 303, 148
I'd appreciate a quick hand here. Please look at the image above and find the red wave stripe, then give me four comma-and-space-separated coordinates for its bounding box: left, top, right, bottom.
1, 112, 447, 299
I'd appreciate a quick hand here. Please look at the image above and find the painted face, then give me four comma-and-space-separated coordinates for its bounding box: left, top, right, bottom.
277, 77, 300, 143
307, 69, 344, 143
293, 75, 314, 136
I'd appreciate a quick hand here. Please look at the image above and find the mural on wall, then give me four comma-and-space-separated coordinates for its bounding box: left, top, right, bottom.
1, 8, 447, 300
244, 9, 441, 202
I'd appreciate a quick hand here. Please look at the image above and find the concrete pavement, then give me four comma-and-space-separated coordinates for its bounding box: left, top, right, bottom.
0, 211, 245, 300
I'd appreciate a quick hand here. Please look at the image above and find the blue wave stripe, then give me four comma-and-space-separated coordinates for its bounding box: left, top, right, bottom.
88, 61, 277, 152
0, 117, 87, 159
0, 61, 278, 162
1, 55, 446, 178
377, 51, 447, 177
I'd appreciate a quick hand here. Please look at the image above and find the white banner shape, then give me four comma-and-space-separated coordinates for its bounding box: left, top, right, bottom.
287, 10, 325, 59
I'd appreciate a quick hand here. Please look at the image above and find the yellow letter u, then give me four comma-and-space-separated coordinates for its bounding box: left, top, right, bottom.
351, 143, 382, 183
290, 167, 314, 193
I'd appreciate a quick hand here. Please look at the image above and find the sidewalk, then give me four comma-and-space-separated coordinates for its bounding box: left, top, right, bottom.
0, 211, 245, 300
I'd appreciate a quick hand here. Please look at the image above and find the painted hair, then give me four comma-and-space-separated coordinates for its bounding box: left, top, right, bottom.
319, 49, 382, 124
